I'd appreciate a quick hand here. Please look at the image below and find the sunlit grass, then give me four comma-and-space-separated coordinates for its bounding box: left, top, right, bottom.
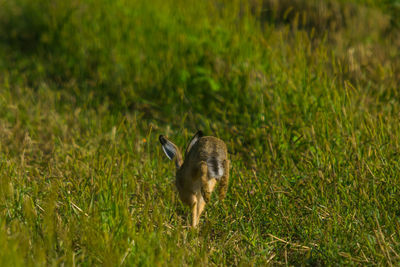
0, 0, 399, 265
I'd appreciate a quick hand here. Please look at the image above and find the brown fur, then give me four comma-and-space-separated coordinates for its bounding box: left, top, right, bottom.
160, 133, 230, 227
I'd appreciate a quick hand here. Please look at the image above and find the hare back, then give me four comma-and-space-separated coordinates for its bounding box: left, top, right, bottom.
187, 136, 227, 180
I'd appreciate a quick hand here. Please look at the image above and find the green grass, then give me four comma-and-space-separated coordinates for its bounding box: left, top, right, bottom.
0, 0, 399, 265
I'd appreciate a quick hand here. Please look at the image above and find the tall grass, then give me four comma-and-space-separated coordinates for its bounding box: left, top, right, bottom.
0, 0, 399, 265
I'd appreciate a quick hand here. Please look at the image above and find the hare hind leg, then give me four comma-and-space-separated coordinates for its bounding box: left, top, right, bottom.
199, 161, 211, 202
190, 194, 198, 227
196, 193, 206, 225
196, 178, 217, 223
218, 159, 230, 199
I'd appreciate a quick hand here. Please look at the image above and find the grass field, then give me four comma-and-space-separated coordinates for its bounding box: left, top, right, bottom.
0, 0, 399, 265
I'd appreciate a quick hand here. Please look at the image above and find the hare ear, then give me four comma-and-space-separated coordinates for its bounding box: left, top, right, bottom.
159, 135, 177, 160
185, 130, 203, 156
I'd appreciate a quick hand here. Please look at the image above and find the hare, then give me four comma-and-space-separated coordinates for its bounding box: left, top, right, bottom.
159, 131, 230, 227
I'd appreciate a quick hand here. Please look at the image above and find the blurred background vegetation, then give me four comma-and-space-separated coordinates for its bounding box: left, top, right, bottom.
0, 0, 399, 265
